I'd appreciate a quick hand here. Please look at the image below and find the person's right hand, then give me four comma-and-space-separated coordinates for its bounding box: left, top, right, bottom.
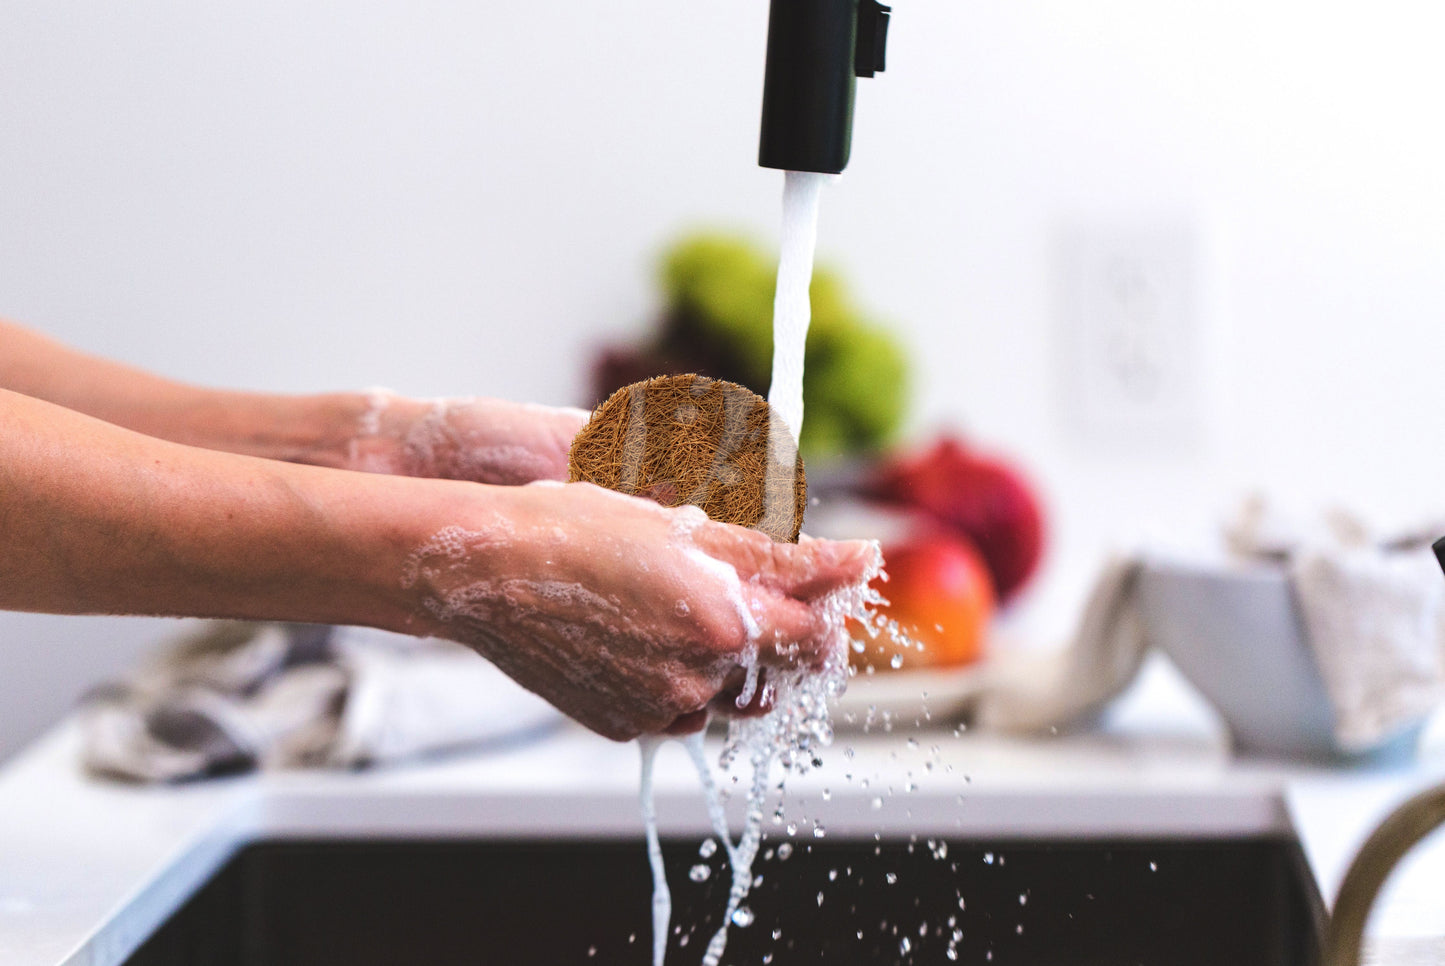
402, 481, 879, 741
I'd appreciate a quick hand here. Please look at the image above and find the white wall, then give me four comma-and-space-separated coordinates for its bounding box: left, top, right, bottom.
3, 1, 1445, 761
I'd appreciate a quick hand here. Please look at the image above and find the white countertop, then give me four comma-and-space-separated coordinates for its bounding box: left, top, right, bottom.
3, 655, 1445, 966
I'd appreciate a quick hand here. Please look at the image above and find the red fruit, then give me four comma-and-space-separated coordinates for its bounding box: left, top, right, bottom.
854, 531, 995, 671
865, 436, 1045, 602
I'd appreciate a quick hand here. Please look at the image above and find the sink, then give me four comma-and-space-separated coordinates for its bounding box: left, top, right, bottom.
122, 836, 1322, 965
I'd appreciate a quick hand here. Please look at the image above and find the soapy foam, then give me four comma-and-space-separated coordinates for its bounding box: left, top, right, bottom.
682, 546, 762, 644
353, 394, 583, 484
735, 656, 761, 709
357, 387, 394, 437
403, 507, 768, 741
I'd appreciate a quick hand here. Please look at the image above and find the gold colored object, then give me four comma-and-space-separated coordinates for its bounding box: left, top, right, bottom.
1324, 782, 1445, 966
568, 374, 807, 543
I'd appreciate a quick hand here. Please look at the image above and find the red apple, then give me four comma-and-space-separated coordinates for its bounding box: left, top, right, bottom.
854, 530, 996, 671
864, 436, 1045, 603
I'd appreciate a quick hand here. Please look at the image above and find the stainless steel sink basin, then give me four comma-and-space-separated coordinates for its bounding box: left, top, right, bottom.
122, 836, 1323, 965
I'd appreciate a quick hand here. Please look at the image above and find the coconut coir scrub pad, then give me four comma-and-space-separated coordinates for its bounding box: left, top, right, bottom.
568, 374, 806, 543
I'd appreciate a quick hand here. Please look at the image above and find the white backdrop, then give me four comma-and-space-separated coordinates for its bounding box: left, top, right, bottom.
4, 1, 1445, 760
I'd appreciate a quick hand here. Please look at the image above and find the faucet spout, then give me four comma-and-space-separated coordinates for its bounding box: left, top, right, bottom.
1324, 782, 1445, 966
759, 0, 891, 175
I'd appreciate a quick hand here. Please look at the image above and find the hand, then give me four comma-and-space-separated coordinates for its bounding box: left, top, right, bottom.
343, 392, 590, 486
403, 481, 879, 741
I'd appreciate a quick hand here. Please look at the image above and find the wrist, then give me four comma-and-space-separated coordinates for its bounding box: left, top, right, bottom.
382, 480, 539, 642
166, 389, 377, 468
325, 472, 516, 637
195, 464, 475, 636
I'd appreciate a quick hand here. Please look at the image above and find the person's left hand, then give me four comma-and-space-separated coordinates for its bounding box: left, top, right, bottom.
343, 393, 590, 486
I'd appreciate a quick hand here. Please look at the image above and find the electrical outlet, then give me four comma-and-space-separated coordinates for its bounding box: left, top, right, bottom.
1057, 221, 1204, 450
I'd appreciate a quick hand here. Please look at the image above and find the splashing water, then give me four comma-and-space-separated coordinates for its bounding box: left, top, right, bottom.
636, 170, 875, 966
637, 567, 881, 966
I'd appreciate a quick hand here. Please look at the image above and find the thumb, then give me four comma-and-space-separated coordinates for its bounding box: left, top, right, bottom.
763, 536, 882, 601
688, 520, 880, 599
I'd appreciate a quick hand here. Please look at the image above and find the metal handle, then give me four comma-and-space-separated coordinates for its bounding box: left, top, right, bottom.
1324, 783, 1445, 966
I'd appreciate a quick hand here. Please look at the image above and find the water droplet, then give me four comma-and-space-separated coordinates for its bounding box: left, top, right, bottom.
813, 825, 826, 839
947, 949, 959, 961
698, 838, 717, 858
816, 891, 825, 906
587, 946, 597, 957
871, 796, 884, 810
890, 653, 904, 669
732, 906, 755, 928
674, 599, 690, 617
1149, 861, 1158, 872
776, 842, 794, 860
899, 937, 912, 954
983, 852, 995, 865
689, 864, 711, 882
821, 787, 832, 801
906, 737, 919, 750
1019, 892, 1028, 905
886, 872, 898, 884
772, 929, 783, 941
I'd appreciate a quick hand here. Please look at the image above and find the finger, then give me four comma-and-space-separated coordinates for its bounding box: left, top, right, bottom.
782, 537, 881, 599
709, 667, 774, 718
663, 708, 711, 736
744, 592, 830, 669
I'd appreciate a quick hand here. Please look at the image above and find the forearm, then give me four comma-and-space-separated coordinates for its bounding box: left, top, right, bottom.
0, 318, 368, 465
0, 386, 449, 629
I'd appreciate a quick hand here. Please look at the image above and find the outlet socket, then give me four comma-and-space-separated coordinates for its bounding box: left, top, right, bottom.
1057, 220, 1205, 451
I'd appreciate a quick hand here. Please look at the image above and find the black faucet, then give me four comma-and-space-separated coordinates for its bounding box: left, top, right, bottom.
759, 0, 891, 175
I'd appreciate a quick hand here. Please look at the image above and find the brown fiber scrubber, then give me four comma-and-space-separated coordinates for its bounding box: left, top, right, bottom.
568, 374, 806, 543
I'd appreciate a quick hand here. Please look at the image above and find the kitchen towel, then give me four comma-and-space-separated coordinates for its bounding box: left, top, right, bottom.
81, 622, 562, 782
965, 497, 1445, 753
961, 557, 1148, 734
1226, 498, 1445, 753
